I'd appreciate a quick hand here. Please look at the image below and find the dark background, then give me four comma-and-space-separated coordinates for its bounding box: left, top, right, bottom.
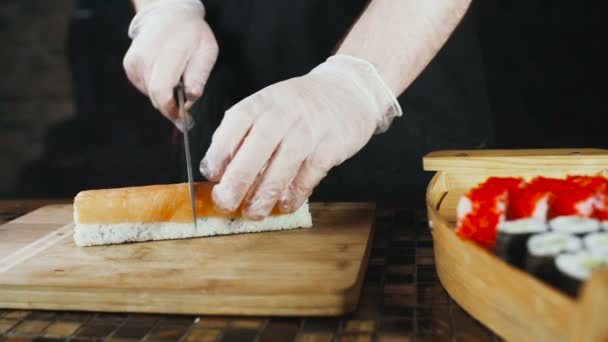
0, 0, 606, 198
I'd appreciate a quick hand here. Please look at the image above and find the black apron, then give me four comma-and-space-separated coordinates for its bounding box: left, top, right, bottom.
182, 0, 493, 207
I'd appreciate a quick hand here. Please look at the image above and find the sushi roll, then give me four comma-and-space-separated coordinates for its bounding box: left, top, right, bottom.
554, 251, 607, 296
591, 181, 608, 230
598, 187, 608, 230
548, 178, 595, 218
525, 232, 582, 284
547, 176, 603, 236
565, 175, 607, 190
549, 216, 600, 236
495, 219, 548, 268
526, 176, 566, 195
493, 181, 552, 268
456, 177, 525, 224
584, 232, 608, 258
456, 177, 524, 248
507, 181, 553, 222
567, 175, 608, 229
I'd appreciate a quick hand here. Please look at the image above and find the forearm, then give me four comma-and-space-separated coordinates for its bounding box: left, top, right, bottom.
338, 0, 472, 95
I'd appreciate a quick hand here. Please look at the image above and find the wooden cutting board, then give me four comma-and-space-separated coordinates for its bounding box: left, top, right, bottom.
0, 202, 375, 316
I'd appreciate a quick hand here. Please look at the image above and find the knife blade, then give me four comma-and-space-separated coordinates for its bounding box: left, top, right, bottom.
175, 80, 198, 228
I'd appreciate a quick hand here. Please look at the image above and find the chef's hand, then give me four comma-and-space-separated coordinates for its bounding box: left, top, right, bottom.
199, 55, 402, 219
123, 0, 218, 130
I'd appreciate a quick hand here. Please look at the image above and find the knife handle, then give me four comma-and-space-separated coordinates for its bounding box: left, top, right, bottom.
172, 79, 195, 131
173, 79, 185, 104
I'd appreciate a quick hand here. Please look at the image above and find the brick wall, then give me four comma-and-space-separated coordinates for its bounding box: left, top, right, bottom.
0, 0, 75, 195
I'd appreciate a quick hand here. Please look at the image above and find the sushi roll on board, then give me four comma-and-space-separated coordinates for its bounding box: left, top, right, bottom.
554, 251, 607, 296
525, 232, 582, 284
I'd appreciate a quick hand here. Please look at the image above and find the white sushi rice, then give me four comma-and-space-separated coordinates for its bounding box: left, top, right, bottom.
456, 196, 472, 224
74, 202, 313, 247
527, 232, 582, 257
549, 216, 600, 234
584, 232, 608, 258
456, 193, 507, 225
602, 221, 608, 231
530, 194, 551, 221
555, 251, 607, 280
574, 197, 596, 217
498, 218, 548, 234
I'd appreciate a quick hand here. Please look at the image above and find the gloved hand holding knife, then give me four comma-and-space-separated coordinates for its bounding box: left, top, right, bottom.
124, 0, 217, 130
124, 0, 473, 220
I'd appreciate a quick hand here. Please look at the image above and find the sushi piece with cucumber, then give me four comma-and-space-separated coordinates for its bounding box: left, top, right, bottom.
550, 216, 601, 236
494, 182, 553, 268
553, 250, 608, 296
524, 232, 582, 284
584, 232, 608, 258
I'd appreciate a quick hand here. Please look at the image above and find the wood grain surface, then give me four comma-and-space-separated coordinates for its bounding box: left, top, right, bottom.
0, 202, 375, 316
424, 148, 608, 174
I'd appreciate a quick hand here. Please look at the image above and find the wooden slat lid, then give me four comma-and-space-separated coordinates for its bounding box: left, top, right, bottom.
423, 148, 608, 173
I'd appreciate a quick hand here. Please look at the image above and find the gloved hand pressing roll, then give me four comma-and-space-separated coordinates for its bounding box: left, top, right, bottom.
123, 0, 218, 131
199, 54, 402, 219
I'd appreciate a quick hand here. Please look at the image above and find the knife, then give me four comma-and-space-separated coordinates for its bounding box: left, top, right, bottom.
175, 80, 198, 228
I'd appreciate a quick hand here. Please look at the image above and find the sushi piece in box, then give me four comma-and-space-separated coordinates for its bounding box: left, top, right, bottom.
525, 232, 582, 285
550, 216, 600, 236
456, 177, 524, 248
554, 251, 608, 296
494, 182, 553, 268
455, 174, 608, 297
548, 176, 607, 236
584, 232, 608, 258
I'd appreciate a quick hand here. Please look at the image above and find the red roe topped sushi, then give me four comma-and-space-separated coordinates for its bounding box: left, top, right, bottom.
595, 189, 608, 222
466, 177, 524, 204
507, 185, 553, 221
457, 213, 503, 248
566, 175, 608, 189
547, 176, 607, 218
456, 177, 524, 248
455, 175, 608, 249
566, 175, 608, 220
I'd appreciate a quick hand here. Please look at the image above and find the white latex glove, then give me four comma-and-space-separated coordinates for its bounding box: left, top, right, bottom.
199, 54, 402, 219
123, 0, 218, 130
